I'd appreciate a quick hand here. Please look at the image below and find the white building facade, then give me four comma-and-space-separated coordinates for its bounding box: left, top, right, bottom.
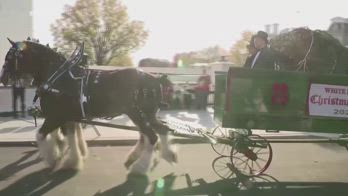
327, 17, 348, 47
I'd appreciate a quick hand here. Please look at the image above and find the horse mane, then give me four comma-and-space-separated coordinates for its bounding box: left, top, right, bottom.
18, 40, 68, 85
22, 40, 66, 62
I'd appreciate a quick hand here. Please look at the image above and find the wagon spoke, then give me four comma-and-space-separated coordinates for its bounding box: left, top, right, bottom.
222, 144, 227, 154
242, 159, 249, 171
257, 152, 269, 155
257, 157, 267, 162
235, 159, 248, 166
255, 161, 262, 169
256, 147, 264, 153
226, 172, 234, 178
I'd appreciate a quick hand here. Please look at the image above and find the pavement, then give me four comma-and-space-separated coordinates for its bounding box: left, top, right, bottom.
0, 108, 338, 147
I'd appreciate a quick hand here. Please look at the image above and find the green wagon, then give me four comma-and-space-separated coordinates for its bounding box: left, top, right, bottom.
211, 67, 348, 176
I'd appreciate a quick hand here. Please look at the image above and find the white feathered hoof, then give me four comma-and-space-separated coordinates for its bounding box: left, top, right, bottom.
129, 150, 153, 175
36, 133, 60, 168
162, 148, 178, 164
59, 149, 84, 171
60, 156, 84, 171
129, 161, 149, 175
124, 155, 137, 169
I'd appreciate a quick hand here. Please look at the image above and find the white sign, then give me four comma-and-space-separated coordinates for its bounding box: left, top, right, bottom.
308, 83, 348, 118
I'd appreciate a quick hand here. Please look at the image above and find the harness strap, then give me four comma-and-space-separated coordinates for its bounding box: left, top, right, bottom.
32, 43, 84, 104
45, 42, 84, 89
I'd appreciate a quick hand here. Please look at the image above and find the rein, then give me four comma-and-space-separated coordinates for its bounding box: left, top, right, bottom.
33, 43, 85, 103
46, 43, 84, 86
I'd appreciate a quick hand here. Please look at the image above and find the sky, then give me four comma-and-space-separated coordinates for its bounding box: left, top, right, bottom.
33, 0, 348, 65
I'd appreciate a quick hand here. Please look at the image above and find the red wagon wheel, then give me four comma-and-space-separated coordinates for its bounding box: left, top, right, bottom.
212, 156, 236, 179
230, 134, 272, 176
210, 126, 233, 156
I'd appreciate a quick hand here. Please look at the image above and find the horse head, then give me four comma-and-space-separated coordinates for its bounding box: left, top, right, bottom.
0, 38, 65, 86
270, 28, 346, 73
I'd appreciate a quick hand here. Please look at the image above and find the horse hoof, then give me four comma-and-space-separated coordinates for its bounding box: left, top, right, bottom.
129, 166, 147, 175
61, 158, 84, 171
124, 159, 134, 169
129, 161, 149, 175
162, 150, 178, 164
46, 160, 57, 169
150, 158, 160, 172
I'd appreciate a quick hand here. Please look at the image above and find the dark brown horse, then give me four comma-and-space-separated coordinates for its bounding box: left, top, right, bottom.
0, 39, 177, 174
270, 27, 348, 74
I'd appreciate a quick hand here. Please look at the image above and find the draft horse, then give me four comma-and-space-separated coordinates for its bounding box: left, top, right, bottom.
0, 39, 177, 174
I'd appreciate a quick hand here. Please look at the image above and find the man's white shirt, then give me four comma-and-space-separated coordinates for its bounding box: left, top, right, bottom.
251, 51, 261, 69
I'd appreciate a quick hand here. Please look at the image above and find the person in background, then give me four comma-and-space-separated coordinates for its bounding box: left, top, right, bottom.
250, 31, 276, 70
183, 82, 193, 109
161, 76, 174, 109
12, 76, 26, 118
194, 68, 211, 110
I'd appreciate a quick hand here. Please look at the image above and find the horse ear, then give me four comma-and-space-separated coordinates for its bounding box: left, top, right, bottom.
7, 38, 16, 47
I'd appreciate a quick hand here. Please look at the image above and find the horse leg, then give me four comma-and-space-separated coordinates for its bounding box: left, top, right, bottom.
148, 113, 178, 164
60, 121, 84, 170
76, 122, 88, 160
55, 128, 68, 155
124, 133, 145, 169
50, 128, 67, 161
36, 119, 62, 168
127, 111, 158, 175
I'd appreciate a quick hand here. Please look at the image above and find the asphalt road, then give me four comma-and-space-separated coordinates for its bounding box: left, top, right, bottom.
0, 143, 348, 196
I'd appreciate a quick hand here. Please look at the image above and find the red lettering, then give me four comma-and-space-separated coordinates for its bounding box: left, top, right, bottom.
272, 83, 288, 105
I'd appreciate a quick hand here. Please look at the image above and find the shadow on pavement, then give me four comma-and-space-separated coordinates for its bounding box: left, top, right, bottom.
94, 173, 150, 196
0, 168, 78, 196
95, 171, 348, 196
0, 127, 21, 134
157, 175, 348, 196
0, 149, 41, 181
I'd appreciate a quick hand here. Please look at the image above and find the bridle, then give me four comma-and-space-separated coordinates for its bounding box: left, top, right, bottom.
1, 47, 21, 81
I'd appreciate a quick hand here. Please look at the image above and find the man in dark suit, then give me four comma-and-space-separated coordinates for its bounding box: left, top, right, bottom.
250, 31, 276, 70
244, 35, 258, 68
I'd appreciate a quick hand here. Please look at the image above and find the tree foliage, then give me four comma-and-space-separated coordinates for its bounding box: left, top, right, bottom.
51, 0, 148, 66
228, 31, 254, 66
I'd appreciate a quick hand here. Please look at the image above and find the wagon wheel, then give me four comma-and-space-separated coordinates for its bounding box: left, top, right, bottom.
210, 126, 233, 156
212, 156, 236, 179
230, 134, 272, 176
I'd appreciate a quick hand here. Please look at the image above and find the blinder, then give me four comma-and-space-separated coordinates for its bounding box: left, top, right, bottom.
4, 47, 21, 75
